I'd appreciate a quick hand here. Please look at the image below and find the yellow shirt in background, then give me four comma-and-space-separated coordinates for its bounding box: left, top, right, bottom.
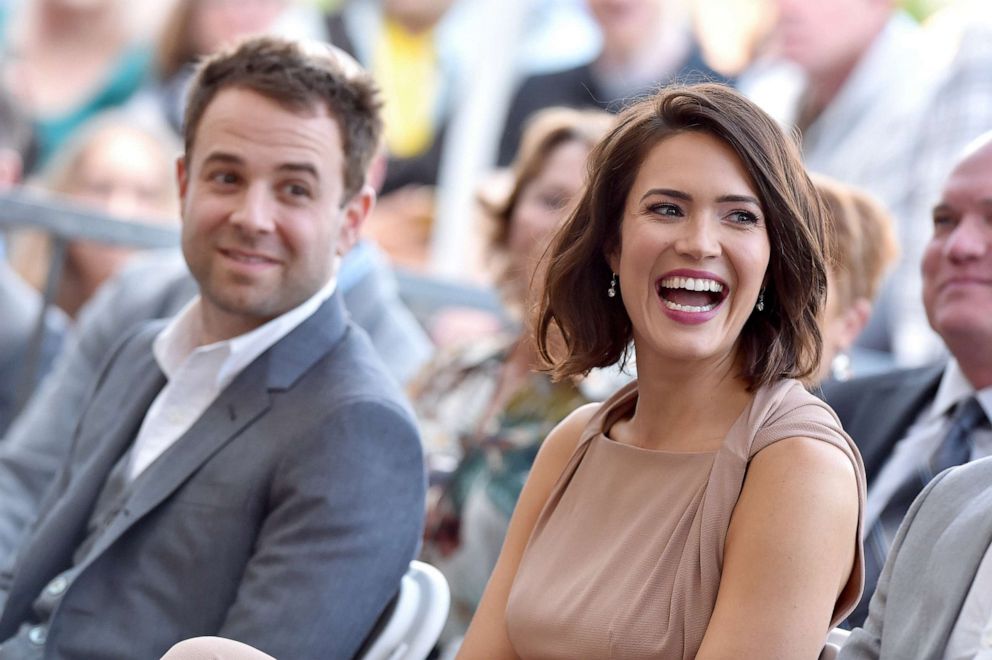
373, 18, 439, 159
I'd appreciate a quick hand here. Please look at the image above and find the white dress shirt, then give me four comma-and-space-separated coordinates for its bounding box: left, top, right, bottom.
944, 541, 992, 659
864, 360, 992, 532
125, 275, 337, 481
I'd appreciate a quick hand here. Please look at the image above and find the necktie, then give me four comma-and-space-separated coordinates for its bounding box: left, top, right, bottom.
849, 396, 989, 627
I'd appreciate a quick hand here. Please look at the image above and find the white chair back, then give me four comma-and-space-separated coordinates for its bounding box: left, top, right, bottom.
360, 560, 450, 660
821, 627, 852, 660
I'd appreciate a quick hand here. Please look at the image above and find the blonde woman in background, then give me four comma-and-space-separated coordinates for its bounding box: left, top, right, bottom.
814, 174, 900, 383
411, 106, 613, 644
10, 112, 178, 318
0, 0, 153, 169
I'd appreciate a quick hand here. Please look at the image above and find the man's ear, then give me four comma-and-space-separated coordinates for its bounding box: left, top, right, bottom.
337, 184, 376, 255
176, 156, 189, 216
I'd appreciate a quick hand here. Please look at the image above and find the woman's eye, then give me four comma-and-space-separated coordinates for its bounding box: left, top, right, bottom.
729, 210, 759, 225
539, 193, 566, 210
650, 203, 681, 217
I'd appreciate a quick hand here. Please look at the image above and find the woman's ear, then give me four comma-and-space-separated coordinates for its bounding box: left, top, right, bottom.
605, 245, 620, 275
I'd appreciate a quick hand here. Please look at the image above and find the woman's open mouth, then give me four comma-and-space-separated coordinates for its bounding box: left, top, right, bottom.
656, 276, 728, 313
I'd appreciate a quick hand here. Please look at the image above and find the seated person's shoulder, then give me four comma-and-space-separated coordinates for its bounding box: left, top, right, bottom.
533, 402, 602, 472
751, 380, 862, 488
926, 455, 992, 503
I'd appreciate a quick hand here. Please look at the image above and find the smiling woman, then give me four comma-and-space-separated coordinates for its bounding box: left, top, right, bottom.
457, 84, 866, 660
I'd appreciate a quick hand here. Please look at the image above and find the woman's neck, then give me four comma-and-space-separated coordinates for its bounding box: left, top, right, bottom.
617, 350, 753, 452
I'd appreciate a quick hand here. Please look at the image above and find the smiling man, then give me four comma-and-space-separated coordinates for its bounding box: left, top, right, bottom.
824, 132, 992, 632
0, 37, 425, 659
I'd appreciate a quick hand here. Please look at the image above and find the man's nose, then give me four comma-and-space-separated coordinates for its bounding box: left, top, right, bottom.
230, 184, 275, 233
945, 214, 989, 262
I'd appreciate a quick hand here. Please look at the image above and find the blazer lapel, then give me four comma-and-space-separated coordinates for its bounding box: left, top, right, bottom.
860, 366, 944, 482
77, 294, 350, 563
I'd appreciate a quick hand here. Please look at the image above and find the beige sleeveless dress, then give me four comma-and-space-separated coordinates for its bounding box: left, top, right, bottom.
504, 378, 865, 659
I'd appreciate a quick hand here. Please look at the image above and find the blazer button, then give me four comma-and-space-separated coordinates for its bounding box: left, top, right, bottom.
28, 625, 47, 645
45, 575, 68, 597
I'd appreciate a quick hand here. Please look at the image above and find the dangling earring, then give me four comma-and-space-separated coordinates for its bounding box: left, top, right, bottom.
755, 288, 765, 312
607, 272, 618, 298
831, 351, 852, 382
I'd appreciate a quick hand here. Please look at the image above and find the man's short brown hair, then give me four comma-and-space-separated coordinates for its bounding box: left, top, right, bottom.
183, 36, 383, 200
535, 83, 830, 389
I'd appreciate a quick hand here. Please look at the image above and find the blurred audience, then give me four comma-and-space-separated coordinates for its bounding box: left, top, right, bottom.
814, 174, 899, 384
412, 107, 612, 641
749, 0, 992, 366
325, 0, 461, 193
130, 0, 292, 134
823, 132, 992, 628
497, 0, 728, 166
8, 111, 179, 318
0, 88, 65, 436
0, 0, 152, 170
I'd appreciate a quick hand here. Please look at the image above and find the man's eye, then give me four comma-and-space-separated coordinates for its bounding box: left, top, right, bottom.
283, 183, 312, 198
210, 172, 239, 185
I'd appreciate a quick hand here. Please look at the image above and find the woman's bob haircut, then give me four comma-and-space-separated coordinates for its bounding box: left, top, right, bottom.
535, 83, 829, 390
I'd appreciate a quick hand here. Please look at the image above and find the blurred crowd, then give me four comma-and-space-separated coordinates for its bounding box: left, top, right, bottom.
1, 0, 992, 657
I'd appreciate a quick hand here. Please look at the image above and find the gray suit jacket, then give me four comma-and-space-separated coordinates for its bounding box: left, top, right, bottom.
0, 263, 66, 437
0, 246, 432, 567
839, 457, 992, 659
821, 364, 945, 485
0, 292, 426, 659
821, 364, 946, 626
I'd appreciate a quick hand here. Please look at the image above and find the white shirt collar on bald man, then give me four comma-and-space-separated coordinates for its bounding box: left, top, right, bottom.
929, 359, 992, 427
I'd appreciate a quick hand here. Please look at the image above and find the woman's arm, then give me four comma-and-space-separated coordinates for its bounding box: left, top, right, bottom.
457, 403, 600, 659
696, 436, 860, 660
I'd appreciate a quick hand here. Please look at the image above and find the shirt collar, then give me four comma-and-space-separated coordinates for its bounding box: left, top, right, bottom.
929, 359, 992, 424
153, 272, 338, 386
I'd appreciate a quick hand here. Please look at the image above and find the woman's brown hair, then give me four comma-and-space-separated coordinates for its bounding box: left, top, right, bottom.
535, 83, 829, 389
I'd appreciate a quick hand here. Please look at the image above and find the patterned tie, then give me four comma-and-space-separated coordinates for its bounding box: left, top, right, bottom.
849, 396, 988, 627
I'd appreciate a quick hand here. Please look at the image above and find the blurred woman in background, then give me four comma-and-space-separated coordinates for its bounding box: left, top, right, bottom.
814, 174, 899, 383
10, 111, 178, 318
0, 0, 152, 169
411, 106, 612, 641
136, 0, 289, 133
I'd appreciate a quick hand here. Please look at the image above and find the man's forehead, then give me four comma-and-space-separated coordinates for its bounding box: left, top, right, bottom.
191, 92, 343, 173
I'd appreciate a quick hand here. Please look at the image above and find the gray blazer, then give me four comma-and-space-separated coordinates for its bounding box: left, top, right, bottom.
0, 246, 432, 567
0, 292, 427, 659
0, 263, 66, 436
821, 364, 945, 485
839, 457, 992, 659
